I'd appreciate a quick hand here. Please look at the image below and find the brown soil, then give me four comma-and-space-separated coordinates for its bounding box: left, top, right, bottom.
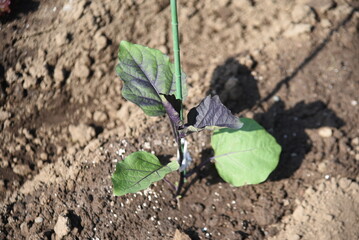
1, 0, 359, 239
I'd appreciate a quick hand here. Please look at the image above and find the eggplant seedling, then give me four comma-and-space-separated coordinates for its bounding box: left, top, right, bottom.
111, 1, 281, 197
111, 41, 281, 197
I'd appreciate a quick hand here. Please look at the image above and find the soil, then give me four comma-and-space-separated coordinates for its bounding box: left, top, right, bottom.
1, 0, 359, 239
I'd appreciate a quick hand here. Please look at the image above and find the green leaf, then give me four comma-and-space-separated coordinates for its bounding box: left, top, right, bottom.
211, 118, 281, 186
116, 41, 187, 116
112, 151, 179, 196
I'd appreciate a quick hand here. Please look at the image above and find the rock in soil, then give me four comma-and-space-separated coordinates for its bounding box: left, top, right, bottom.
318, 127, 333, 138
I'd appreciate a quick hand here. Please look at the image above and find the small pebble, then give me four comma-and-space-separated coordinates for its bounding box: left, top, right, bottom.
35, 217, 43, 223
273, 96, 280, 102
318, 127, 332, 138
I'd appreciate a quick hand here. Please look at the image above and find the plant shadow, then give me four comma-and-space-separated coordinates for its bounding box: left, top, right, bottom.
208, 57, 260, 113
255, 99, 344, 180
0, 0, 40, 24
157, 155, 173, 166
181, 57, 345, 195
181, 148, 225, 197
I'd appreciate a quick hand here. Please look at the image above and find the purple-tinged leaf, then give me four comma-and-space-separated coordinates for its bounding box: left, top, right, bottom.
160, 94, 182, 128
181, 95, 243, 136
116, 41, 187, 116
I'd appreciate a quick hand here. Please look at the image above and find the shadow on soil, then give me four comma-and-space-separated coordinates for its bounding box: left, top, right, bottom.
182, 58, 345, 196
0, 63, 7, 105
182, 10, 358, 190
256, 100, 344, 180
0, 0, 40, 23
209, 57, 260, 113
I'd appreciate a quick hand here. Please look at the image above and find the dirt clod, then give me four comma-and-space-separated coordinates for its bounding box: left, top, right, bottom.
291, 4, 315, 23
95, 33, 108, 50
69, 124, 95, 146
284, 23, 312, 37
13, 164, 32, 176
54, 214, 71, 240
55, 32, 69, 47
0, 110, 10, 121
308, 0, 335, 14
93, 110, 108, 122
173, 229, 191, 240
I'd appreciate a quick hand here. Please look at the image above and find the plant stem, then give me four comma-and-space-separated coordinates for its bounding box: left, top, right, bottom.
163, 177, 177, 192
170, 0, 185, 197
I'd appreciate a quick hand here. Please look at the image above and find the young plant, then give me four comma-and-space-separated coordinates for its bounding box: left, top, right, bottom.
111, 41, 281, 196
111, 0, 281, 197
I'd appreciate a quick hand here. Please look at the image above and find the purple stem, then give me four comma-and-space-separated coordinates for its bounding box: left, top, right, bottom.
163, 177, 177, 192
167, 117, 185, 196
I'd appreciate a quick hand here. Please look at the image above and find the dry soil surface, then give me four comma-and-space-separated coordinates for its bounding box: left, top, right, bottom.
1, 0, 359, 239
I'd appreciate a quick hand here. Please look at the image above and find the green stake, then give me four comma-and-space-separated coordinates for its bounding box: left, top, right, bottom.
170, 0, 187, 194
170, 0, 183, 120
